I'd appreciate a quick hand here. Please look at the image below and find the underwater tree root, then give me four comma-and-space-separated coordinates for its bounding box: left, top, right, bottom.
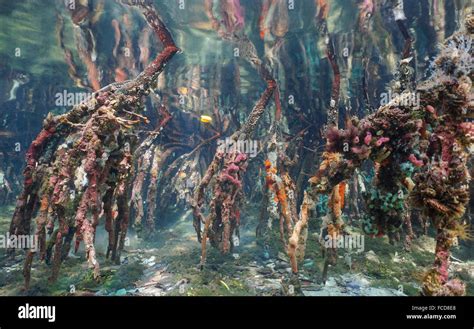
193, 3, 279, 266
11, 1, 180, 289
287, 15, 473, 295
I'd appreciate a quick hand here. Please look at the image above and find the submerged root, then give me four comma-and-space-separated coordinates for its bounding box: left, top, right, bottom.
12, 2, 180, 289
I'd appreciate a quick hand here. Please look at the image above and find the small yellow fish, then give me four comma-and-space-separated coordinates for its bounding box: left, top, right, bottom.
178, 171, 187, 179
177, 86, 188, 95
200, 115, 213, 123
